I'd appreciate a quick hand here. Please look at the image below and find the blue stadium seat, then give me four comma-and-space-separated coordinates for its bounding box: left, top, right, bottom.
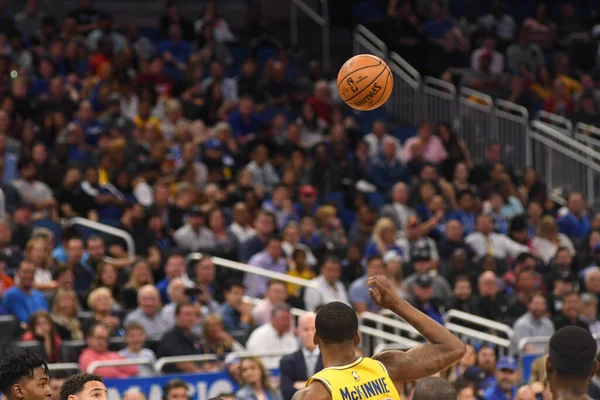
394, 126, 417, 143
324, 191, 345, 210
256, 46, 278, 66
352, 1, 384, 25
33, 219, 62, 242
366, 192, 386, 212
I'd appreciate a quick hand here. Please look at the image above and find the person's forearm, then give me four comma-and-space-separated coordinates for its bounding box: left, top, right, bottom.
388, 298, 463, 349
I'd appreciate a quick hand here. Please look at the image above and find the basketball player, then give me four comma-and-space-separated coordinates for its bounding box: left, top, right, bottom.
412, 377, 457, 400
0, 351, 51, 400
59, 374, 106, 400
293, 275, 466, 400
546, 326, 598, 400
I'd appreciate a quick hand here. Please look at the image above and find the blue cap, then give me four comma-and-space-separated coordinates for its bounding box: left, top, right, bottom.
496, 356, 517, 371
205, 139, 222, 150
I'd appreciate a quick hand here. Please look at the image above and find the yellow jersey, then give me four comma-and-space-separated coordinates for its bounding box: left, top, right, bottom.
307, 357, 401, 400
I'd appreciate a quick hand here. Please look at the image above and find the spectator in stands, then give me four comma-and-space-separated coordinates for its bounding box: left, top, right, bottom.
306, 81, 332, 123
228, 96, 261, 145
532, 215, 575, 265
304, 257, 349, 312
397, 215, 439, 268
279, 311, 322, 400
466, 214, 530, 263
206, 207, 240, 261
448, 344, 476, 383
119, 322, 156, 377
191, 256, 220, 314
124, 285, 169, 339
236, 357, 282, 400
220, 280, 254, 337
92, 262, 122, 307
475, 271, 511, 325
201, 61, 237, 103
84, 287, 121, 336
79, 322, 138, 378
282, 222, 317, 268
543, 79, 574, 117
156, 253, 193, 304
160, 277, 187, 328
244, 144, 279, 195
581, 293, 600, 336
349, 256, 386, 313
24, 237, 55, 292
507, 268, 541, 322
478, 3, 516, 46
252, 280, 288, 326
65, 236, 94, 294
245, 304, 298, 369
545, 271, 574, 318
552, 291, 589, 332
364, 218, 403, 260
380, 182, 416, 231
471, 34, 504, 75
448, 275, 479, 315
558, 192, 591, 244
2, 260, 48, 323
158, 302, 212, 373
199, 314, 242, 361
121, 259, 154, 310
12, 157, 57, 220
245, 235, 287, 298
482, 356, 519, 400
84, 236, 108, 274
453, 378, 476, 400
511, 293, 554, 354
173, 205, 215, 252
506, 27, 545, 75
51, 289, 83, 340
364, 120, 403, 162
262, 185, 298, 231
572, 92, 600, 127
22, 311, 61, 363
403, 122, 448, 166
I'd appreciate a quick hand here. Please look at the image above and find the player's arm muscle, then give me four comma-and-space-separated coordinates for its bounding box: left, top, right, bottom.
373, 346, 460, 384
292, 382, 330, 400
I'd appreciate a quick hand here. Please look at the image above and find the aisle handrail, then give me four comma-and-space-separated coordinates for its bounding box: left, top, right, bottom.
66, 217, 135, 259
87, 358, 152, 374
444, 309, 514, 337
290, 0, 330, 70
353, 24, 388, 60
185, 252, 317, 289
445, 323, 511, 350
360, 325, 421, 349
47, 363, 81, 372
155, 355, 219, 373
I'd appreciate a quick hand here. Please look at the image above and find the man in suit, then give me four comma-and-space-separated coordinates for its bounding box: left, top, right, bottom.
280, 312, 323, 400
380, 182, 415, 231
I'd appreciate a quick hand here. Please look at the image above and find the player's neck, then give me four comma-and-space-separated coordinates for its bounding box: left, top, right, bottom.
321, 346, 358, 368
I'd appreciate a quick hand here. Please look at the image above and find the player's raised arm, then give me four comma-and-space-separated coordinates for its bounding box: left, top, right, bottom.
368, 275, 466, 384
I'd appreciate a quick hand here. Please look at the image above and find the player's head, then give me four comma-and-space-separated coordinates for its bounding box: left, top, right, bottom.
59, 374, 106, 400
546, 326, 598, 395
314, 302, 359, 348
412, 377, 457, 400
0, 351, 51, 400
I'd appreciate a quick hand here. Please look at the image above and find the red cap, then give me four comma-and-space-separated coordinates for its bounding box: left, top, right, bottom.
299, 185, 317, 197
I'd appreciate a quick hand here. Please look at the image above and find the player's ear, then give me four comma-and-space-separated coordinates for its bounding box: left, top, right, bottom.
313, 332, 319, 346
354, 332, 360, 346
545, 357, 552, 376
12, 384, 25, 399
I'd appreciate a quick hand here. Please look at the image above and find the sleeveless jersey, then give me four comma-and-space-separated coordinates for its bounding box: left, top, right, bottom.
306, 357, 401, 400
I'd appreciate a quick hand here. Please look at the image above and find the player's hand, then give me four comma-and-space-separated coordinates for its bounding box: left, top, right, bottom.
367, 275, 402, 310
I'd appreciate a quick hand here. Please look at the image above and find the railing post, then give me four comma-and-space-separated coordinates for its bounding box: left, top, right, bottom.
320, 0, 329, 72
290, 0, 298, 47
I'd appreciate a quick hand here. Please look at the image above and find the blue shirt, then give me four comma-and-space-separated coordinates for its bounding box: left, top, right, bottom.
156, 278, 171, 304
2, 152, 18, 184
51, 246, 68, 263
245, 251, 288, 298
483, 383, 517, 400
2, 286, 49, 322
449, 210, 477, 236
228, 110, 263, 138
220, 303, 251, 333
158, 40, 191, 63
558, 212, 591, 240
73, 118, 105, 147
349, 276, 379, 312
363, 241, 403, 260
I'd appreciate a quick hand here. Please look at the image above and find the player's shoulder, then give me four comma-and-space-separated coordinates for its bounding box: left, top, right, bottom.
293, 380, 331, 400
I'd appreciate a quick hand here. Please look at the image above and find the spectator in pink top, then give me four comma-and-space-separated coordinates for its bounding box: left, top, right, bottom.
78, 323, 139, 378
403, 122, 448, 165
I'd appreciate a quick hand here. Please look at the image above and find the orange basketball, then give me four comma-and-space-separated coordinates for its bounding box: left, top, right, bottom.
337, 54, 393, 111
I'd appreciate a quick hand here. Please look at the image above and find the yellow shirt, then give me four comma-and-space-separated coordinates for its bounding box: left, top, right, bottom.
307, 357, 401, 400
287, 268, 316, 296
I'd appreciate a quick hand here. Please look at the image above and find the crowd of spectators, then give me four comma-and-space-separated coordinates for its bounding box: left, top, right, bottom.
381, 0, 600, 126
0, 0, 600, 399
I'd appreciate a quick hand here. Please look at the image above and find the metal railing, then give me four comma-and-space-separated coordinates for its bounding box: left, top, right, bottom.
353, 25, 387, 61
458, 87, 494, 164
444, 309, 513, 338
421, 76, 456, 126
445, 323, 511, 356
494, 99, 531, 174
86, 358, 153, 374
66, 217, 135, 259
155, 355, 219, 373
290, 0, 329, 70
535, 110, 573, 135
387, 52, 421, 126
47, 363, 81, 372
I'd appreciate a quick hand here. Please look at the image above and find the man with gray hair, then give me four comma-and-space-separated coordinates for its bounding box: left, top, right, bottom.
584, 267, 600, 295
124, 285, 170, 338
412, 377, 457, 400
580, 292, 600, 337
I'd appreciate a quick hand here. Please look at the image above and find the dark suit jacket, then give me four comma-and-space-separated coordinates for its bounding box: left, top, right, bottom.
279, 348, 324, 400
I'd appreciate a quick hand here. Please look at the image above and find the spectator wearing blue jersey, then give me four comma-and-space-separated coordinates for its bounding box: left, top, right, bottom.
558, 192, 591, 243
72, 100, 105, 147
449, 190, 478, 236
228, 96, 262, 145
2, 260, 48, 323
363, 217, 403, 260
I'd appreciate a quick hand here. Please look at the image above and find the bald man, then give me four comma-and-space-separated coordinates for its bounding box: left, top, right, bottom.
279, 312, 324, 400
124, 284, 170, 338
514, 386, 536, 400
122, 389, 146, 400
412, 377, 457, 400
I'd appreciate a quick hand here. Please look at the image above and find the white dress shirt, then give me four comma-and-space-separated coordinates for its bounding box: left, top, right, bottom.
532, 234, 576, 264
303, 275, 350, 312
245, 323, 299, 369
465, 231, 530, 260
229, 222, 256, 244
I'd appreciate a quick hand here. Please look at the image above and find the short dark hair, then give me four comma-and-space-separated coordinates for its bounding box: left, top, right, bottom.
224, 279, 244, 291
549, 326, 597, 377
412, 377, 457, 400
163, 379, 189, 399
315, 302, 358, 344
175, 302, 195, 316
452, 378, 471, 393
267, 279, 286, 290
86, 322, 109, 338
60, 374, 103, 400
0, 350, 49, 396
454, 275, 471, 286
124, 321, 146, 334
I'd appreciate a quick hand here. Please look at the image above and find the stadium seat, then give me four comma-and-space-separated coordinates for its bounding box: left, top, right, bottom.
10, 340, 46, 358
109, 337, 127, 351
0, 315, 21, 357
60, 340, 87, 363
144, 338, 161, 353
365, 192, 386, 212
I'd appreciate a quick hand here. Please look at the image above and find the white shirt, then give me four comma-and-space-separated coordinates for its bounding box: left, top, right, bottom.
282, 241, 317, 267
303, 275, 350, 312
302, 346, 320, 377
229, 222, 256, 244
532, 234, 576, 264
471, 48, 505, 75
465, 231, 530, 260
173, 224, 216, 251
392, 203, 414, 230
364, 133, 403, 161
395, 236, 439, 263
245, 323, 299, 369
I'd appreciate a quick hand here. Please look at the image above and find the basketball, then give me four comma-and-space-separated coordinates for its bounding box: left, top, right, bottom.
337, 54, 393, 111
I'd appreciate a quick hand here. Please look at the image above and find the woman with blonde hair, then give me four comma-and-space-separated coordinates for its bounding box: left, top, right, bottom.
532, 215, 575, 264
121, 259, 154, 310
84, 287, 122, 336
235, 357, 281, 400
51, 289, 83, 340
24, 237, 56, 291
199, 314, 244, 361
364, 217, 403, 260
